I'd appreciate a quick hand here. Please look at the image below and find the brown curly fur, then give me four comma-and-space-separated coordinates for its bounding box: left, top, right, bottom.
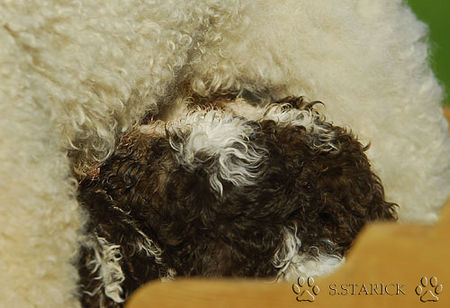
77, 97, 397, 307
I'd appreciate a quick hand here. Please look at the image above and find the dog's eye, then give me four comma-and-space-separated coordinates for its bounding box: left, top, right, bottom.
302, 182, 313, 192
319, 212, 332, 222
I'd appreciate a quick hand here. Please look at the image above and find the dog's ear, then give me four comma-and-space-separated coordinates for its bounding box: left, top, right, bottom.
299, 125, 397, 252
325, 127, 398, 220
260, 112, 397, 256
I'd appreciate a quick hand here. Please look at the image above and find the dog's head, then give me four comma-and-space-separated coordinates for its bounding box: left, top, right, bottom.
82, 96, 397, 280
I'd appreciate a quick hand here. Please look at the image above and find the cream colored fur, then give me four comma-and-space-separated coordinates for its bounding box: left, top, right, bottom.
0, 0, 448, 306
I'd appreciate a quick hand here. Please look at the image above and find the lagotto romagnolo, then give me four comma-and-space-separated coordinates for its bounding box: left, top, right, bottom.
2, 1, 449, 306
77, 96, 397, 307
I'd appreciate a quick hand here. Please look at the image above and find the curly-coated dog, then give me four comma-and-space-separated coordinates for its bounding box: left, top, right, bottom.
1, 1, 448, 306
77, 97, 397, 307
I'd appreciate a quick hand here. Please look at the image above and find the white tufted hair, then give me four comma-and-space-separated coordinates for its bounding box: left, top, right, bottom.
168, 109, 267, 196
84, 236, 126, 305
273, 225, 343, 282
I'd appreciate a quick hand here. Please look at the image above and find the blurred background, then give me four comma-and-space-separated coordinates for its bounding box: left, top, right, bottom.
408, 0, 449, 105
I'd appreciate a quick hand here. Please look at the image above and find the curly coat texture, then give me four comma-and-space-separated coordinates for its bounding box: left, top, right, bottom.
0, 0, 448, 306
77, 98, 396, 307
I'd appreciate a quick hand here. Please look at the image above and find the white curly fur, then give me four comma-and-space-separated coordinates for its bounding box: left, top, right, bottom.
168, 109, 267, 196
273, 226, 343, 282
84, 236, 126, 304
262, 103, 338, 152
0, 1, 242, 306
0, 0, 448, 306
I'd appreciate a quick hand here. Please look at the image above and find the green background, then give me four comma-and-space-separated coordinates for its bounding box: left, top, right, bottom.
408, 0, 450, 105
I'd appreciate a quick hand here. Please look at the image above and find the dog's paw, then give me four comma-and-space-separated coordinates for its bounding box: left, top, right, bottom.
415, 276, 443, 303
292, 276, 320, 302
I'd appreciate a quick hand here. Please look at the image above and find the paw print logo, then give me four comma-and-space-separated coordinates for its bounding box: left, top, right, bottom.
292, 277, 320, 302
415, 276, 443, 303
